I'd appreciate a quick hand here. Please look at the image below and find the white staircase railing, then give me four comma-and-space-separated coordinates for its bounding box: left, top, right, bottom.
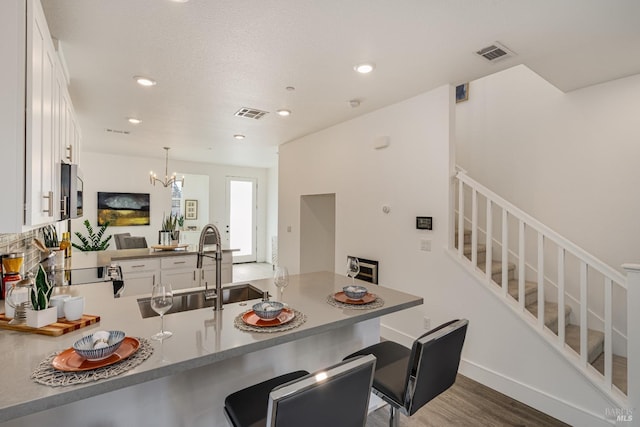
452, 167, 632, 409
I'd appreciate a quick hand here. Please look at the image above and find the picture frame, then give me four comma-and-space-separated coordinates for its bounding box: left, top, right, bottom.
456, 83, 469, 103
97, 192, 150, 226
185, 199, 198, 220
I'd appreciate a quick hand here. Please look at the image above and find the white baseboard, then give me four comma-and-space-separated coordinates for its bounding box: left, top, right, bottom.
459, 359, 615, 427
380, 323, 414, 348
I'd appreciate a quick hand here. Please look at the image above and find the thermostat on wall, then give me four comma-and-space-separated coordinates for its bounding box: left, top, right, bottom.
416, 216, 432, 230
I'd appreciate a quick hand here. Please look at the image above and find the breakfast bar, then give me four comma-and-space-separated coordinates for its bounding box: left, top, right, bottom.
0, 271, 422, 427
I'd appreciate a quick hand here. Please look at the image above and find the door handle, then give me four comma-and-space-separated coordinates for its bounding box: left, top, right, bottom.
42, 191, 54, 216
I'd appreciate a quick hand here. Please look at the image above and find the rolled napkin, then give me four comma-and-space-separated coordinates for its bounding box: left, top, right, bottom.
92, 331, 111, 349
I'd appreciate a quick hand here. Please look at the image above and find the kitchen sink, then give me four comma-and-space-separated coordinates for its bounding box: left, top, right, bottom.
137, 283, 265, 318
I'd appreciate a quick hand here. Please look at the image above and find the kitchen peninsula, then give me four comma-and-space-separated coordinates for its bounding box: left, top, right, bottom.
0, 271, 422, 427
62, 247, 236, 295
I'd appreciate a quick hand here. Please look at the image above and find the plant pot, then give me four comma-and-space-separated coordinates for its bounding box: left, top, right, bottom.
26, 307, 57, 328
158, 231, 172, 246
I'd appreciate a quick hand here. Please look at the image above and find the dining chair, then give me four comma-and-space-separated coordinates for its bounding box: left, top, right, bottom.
344, 319, 469, 427
224, 354, 376, 427
121, 236, 148, 249
113, 233, 131, 249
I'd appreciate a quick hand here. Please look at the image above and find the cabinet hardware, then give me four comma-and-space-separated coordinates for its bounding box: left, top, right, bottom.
66, 144, 73, 162
42, 191, 54, 216
132, 264, 145, 268
60, 195, 68, 217
174, 261, 186, 265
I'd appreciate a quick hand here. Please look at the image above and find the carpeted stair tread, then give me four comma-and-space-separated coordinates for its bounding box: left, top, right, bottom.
525, 301, 571, 334
507, 280, 538, 306
565, 325, 604, 364
592, 353, 628, 395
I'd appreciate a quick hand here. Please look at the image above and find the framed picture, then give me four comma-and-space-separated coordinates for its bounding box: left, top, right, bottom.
456, 83, 469, 103
185, 199, 198, 220
97, 192, 150, 226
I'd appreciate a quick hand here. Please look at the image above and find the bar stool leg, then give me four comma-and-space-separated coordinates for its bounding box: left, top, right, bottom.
389, 405, 400, 427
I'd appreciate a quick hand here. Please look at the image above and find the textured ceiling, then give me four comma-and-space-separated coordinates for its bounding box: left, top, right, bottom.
41, 0, 640, 168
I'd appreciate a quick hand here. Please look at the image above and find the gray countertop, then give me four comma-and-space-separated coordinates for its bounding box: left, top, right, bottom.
64, 247, 237, 270
0, 272, 422, 422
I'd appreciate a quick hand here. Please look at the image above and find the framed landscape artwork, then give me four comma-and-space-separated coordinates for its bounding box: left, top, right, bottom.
97, 192, 150, 226
185, 199, 198, 220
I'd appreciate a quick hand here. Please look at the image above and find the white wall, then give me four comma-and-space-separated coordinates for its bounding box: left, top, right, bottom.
278, 84, 616, 425
456, 65, 640, 273
266, 162, 278, 266
74, 152, 270, 261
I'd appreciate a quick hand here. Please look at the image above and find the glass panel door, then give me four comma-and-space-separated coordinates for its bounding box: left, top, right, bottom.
226, 177, 257, 263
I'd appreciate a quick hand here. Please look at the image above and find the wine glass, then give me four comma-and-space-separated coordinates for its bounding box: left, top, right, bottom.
150, 283, 174, 341
274, 266, 289, 301
346, 257, 360, 286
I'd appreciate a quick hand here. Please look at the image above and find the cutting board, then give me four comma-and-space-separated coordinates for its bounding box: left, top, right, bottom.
0, 313, 100, 336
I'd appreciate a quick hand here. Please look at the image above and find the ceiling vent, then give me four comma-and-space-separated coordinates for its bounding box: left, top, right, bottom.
235, 107, 268, 120
475, 42, 515, 62
105, 128, 131, 135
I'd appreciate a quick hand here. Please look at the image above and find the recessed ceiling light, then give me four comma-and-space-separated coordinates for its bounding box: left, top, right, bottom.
233, 134, 246, 140
127, 117, 142, 124
354, 63, 375, 74
134, 76, 157, 87
276, 109, 291, 117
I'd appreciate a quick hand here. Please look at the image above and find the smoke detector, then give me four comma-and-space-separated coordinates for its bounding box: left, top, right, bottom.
475, 42, 515, 62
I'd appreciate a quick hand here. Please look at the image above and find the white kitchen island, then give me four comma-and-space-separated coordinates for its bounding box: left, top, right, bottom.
0, 271, 422, 427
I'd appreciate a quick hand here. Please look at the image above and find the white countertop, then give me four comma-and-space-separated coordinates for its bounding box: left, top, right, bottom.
0, 272, 422, 423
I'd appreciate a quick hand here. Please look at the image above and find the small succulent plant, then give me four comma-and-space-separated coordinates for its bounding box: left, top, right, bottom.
161, 213, 178, 231
31, 264, 53, 311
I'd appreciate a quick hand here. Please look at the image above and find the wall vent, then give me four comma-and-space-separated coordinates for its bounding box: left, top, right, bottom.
475, 42, 515, 62
105, 128, 131, 135
235, 107, 268, 120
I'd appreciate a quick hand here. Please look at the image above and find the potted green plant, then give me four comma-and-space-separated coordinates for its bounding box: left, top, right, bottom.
73, 220, 112, 251
159, 213, 178, 245
26, 265, 57, 328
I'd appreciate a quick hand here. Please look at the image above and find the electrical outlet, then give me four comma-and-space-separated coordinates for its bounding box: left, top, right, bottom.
287, 225, 292, 232
423, 317, 431, 330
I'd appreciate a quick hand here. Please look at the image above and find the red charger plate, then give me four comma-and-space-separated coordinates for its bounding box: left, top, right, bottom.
242, 308, 295, 327
333, 291, 377, 305
52, 337, 140, 372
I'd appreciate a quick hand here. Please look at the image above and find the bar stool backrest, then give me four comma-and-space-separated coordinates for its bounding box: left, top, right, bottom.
267, 354, 376, 427
405, 318, 469, 415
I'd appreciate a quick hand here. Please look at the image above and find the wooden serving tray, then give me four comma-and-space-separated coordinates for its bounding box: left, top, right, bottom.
0, 314, 100, 336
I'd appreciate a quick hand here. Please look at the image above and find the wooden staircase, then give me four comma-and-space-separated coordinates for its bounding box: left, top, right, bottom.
456, 229, 627, 394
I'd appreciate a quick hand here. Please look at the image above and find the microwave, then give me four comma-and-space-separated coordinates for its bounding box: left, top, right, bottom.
60, 163, 83, 219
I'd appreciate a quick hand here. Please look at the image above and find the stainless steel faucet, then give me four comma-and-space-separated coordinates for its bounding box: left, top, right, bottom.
197, 224, 223, 310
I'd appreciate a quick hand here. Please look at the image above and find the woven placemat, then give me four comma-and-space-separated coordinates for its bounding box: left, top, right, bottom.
325, 294, 385, 310
234, 309, 306, 333
31, 337, 154, 387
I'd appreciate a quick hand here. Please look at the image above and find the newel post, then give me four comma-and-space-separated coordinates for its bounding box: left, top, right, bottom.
623, 264, 640, 425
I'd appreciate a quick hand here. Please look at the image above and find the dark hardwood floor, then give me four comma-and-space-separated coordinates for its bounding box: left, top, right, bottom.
365, 374, 570, 427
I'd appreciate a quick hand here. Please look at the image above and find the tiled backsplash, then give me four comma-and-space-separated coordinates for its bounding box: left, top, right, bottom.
0, 228, 45, 276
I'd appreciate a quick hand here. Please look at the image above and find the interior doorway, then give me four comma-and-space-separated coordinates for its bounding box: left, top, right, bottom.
300, 194, 336, 274
226, 177, 257, 263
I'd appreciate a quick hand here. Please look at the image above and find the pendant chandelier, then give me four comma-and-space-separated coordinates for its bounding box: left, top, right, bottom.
150, 147, 184, 188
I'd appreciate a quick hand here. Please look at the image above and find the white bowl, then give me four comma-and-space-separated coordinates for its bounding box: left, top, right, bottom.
73, 330, 125, 360
343, 285, 368, 300
252, 301, 284, 320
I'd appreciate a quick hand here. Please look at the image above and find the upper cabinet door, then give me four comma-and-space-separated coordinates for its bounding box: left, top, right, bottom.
25, 0, 58, 226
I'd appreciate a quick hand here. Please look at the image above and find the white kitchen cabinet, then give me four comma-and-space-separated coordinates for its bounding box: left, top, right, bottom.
24, 0, 58, 226
0, 0, 76, 231
118, 258, 161, 297
200, 252, 233, 287
159, 255, 197, 290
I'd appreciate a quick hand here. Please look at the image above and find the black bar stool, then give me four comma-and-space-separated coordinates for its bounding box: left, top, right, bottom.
344, 319, 469, 427
224, 354, 376, 427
